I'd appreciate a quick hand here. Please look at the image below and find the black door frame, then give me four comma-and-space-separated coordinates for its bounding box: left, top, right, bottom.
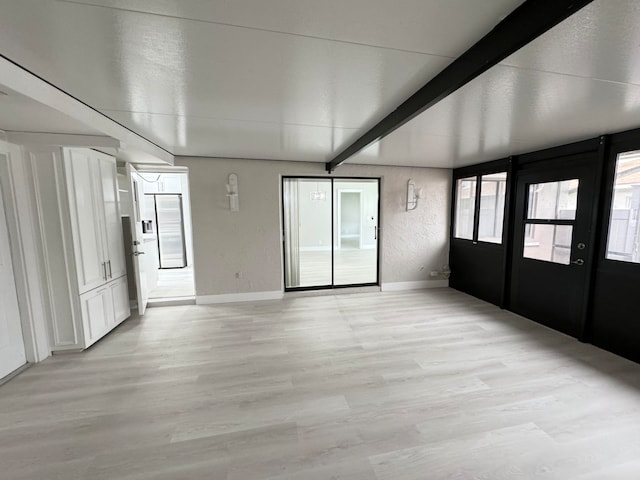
508, 152, 599, 337
281, 176, 381, 292
451, 137, 608, 340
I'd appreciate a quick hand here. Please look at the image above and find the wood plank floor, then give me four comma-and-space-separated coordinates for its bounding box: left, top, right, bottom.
149, 266, 195, 299
298, 248, 377, 287
2, 288, 640, 479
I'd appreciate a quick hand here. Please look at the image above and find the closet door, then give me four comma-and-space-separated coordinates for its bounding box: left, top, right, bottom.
97, 154, 126, 280
65, 149, 107, 293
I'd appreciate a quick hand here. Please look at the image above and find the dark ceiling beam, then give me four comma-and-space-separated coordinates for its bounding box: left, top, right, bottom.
326, 0, 595, 172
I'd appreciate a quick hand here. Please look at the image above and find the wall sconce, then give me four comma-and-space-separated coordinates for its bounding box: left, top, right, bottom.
226, 173, 239, 212
407, 179, 422, 211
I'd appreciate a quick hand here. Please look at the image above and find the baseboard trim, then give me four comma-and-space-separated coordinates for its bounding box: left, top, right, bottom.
196, 291, 284, 304
148, 297, 196, 307
381, 280, 449, 291
0, 363, 31, 387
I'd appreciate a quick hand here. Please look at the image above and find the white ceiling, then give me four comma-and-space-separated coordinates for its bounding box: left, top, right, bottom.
0, 0, 639, 168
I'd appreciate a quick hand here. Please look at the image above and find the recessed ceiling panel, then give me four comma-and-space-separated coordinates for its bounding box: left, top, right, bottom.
350, 63, 640, 168
103, 109, 359, 160
58, 0, 521, 56
0, 0, 468, 159
351, 0, 640, 168
503, 0, 640, 85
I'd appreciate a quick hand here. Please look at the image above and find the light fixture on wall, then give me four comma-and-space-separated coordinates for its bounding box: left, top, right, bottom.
407, 179, 422, 211
226, 173, 239, 212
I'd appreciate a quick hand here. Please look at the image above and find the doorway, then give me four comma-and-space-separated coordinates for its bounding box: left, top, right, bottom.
509, 154, 598, 336
123, 168, 195, 312
282, 177, 379, 290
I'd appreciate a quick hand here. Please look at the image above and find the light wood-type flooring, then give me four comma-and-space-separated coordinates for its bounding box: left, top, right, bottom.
149, 265, 195, 299
298, 248, 377, 287
2, 288, 640, 479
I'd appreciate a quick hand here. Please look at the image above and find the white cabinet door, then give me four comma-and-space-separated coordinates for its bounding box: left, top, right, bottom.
65, 149, 107, 294
109, 275, 130, 326
80, 286, 113, 348
0, 181, 27, 378
97, 154, 126, 280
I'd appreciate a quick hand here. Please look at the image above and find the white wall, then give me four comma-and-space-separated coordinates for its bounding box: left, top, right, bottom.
176, 157, 451, 298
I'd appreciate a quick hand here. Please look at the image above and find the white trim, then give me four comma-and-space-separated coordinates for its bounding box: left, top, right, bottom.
196, 290, 284, 304
0, 141, 51, 362
381, 280, 449, 291
6, 132, 120, 149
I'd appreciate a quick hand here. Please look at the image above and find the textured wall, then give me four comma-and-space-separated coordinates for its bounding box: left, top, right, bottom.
176, 157, 451, 296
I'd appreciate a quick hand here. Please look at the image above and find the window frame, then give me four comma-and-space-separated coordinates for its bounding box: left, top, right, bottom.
452, 166, 509, 246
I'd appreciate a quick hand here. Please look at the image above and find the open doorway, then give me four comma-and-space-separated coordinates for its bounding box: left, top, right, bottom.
119, 166, 195, 313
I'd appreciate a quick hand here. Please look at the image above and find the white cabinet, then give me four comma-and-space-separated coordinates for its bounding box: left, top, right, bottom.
27, 146, 130, 351
66, 149, 126, 293
110, 275, 130, 326
80, 285, 113, 348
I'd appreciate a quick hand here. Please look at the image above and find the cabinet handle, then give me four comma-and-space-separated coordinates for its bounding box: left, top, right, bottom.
102, 262, 107, 281
108, 260, 112, 278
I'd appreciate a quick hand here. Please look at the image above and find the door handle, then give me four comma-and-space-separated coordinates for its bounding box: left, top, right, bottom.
131, 251, 146, 256
571, 259, 585, 266
107, 260, 112, 278
102, 262, 107, 280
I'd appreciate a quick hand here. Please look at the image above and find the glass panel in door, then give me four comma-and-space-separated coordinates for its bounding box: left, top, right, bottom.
283, 178, 332, 288
333, 179, 379, 285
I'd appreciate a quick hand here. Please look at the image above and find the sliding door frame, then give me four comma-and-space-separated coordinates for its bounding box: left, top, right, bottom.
281, 176, 381, 292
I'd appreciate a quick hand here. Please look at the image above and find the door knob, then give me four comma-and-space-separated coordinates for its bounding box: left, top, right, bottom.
571, 259, 584, 266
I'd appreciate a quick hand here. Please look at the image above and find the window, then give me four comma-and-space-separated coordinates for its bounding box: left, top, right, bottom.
454, 177, 476, 240
522, 179, 579, 265
606, 150, 640, 264
478, 172, 507, 243
454, 172, 507, 244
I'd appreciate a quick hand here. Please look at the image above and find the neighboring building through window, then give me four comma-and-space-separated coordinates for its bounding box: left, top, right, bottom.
478, 172, 507, 243
454, 172, 507, 244
454, 177, 476, 240
606, 150, 640, 264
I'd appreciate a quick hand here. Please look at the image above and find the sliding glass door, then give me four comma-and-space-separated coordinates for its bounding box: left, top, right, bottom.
283, 177, 379, 290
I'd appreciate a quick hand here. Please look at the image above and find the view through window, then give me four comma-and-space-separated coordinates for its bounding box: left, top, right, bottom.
606, 150, 640, 264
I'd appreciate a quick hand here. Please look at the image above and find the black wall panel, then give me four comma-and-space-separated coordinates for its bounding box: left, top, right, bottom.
450, 242, 504, 306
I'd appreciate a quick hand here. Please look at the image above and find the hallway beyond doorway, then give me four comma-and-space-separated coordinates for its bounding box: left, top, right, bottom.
148, 265, 195, 299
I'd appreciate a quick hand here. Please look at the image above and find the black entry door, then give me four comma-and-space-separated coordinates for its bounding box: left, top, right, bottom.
510, 154, 598, 337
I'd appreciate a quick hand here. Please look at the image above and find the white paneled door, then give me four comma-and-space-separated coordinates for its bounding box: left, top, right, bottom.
0, 182, 26, 379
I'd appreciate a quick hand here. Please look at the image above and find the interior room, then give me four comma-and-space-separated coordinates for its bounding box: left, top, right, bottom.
1, 1, 640, 478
